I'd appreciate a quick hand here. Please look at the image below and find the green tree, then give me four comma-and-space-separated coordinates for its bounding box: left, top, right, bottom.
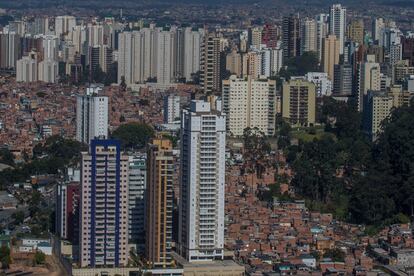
0, 148, 14, 166
34, 251, 46, 265
323, 248, 345, 262
349, 104, 414, 224
111, 123, 155, 150
0, 246, 11, 269
279, 52, 320, 79
12, 211, 25, 225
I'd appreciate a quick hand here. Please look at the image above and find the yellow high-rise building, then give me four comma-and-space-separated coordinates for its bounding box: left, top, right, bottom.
282, 79, 316, 126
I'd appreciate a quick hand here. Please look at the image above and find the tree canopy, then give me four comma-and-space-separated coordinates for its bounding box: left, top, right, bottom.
279, 51, 320, 79
349, 104, 414, 225
111, 122, 155, 150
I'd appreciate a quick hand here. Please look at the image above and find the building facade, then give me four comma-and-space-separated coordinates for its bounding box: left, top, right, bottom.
179, 100, 226, 262
222, 75, 276, 136
79, 139, 129, 268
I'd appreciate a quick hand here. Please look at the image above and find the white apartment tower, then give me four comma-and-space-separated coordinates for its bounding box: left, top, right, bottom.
301, 18, 318, 54
179, 100, 226, 262
358, 55, 381, 111
16, 51, 38, 83
222, 75, 277, 136
156, 29, 175, 84
76, 86, 109, 144
79, 139, 129, 267
55, 15, 76, 37
38, 59, 58, 83
316, 14, 329, 60
329, 4, 346, 54
118, 29, 156, 86
163, 94, 181, 124
183, 27, 203, 82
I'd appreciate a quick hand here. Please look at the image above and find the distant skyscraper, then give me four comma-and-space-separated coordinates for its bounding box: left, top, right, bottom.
200, 32, 222, 94
262, 23, 280, 48
163, 95, 180, 124
333, 63, 353, 96
372, 18, 385, 44
179, 100, 226, 262
55, 15, 76, 37
145, 138, 174, 267
16, 51, 38, 83
226, 49, 242, 77
79, 139, 129, 268
322, 35, 340, 81
156, 29, 175, 84
42, 35, 59, 60
329, 4, 346, 54
347, 19, 364, 45
316, 13, 329, 60
33, 17, 50, 35
389, 42, 402, 66
0, 31, 21, 70
358, 55, 381, 111
248, 27, 263, 49
183, 27, 203, 82
128, 154, 147, 252
401, 37, 414, 66
76, 86, 108, 144
38, 59, 58, 83
282, 14, 301, 59
301, 18, 317, 54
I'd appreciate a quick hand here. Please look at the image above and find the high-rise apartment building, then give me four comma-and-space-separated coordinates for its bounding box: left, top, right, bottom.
145, 138, 174, 267
333, 63, 353, 96
262, 24, 280, 49
301, 18, 317, 54
363, 91, 394, 141
0, 31, 21, 70
372, 17, 385, 44
38, 59, 58, 83
183, 27, 203, 82
42, 35, 59, 60
282, 79, 316, 126
16, 51, 38, 82
226, 49, 242, 77
179, 100, 226, 262
322, 35, 340, 80
163, 95, 181, 124
56, 168, 80, 245
222, 75, 276, 136
248, 27, 263, 49
316, 13, 329, 60
79, 139, 129, 268
118, 29, 156, 86
282, 14, 301, 59
55, 15, 76, 37
358, 56, 381, 111
347, 19, 364, 45
156, 29, 175, 84
304, 72, 332, 97
76, 86, 109, 144
200, 33, 222, 94
329, 4, 346, 54
128, 154, 147, 252
401, 37, 414, 66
